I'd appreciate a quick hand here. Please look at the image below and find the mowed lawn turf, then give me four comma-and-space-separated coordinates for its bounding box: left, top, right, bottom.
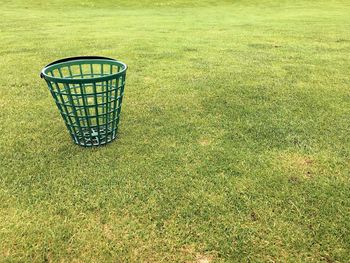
0, 0, 349, 262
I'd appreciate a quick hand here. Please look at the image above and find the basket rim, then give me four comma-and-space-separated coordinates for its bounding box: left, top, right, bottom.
40, 56, 127, 84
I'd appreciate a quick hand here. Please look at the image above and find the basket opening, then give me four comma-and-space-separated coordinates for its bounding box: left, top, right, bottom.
41, 58, 127, 84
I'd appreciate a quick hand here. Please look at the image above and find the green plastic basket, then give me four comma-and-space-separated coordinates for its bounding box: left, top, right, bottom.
40, 56, 127, 147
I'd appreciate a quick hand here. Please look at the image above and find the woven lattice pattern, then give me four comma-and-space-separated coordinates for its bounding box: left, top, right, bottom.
41, 58, 127, 146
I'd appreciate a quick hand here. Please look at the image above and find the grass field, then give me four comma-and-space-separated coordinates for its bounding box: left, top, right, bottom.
1, 0, 350, 262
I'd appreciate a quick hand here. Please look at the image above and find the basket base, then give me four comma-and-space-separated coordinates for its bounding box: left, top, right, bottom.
73, 127, 117, 147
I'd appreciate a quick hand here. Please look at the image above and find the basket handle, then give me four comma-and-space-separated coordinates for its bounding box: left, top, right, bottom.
40, 56, 116, 78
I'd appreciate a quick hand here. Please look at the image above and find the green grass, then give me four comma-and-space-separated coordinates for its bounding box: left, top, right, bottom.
1, 0, 350, 262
